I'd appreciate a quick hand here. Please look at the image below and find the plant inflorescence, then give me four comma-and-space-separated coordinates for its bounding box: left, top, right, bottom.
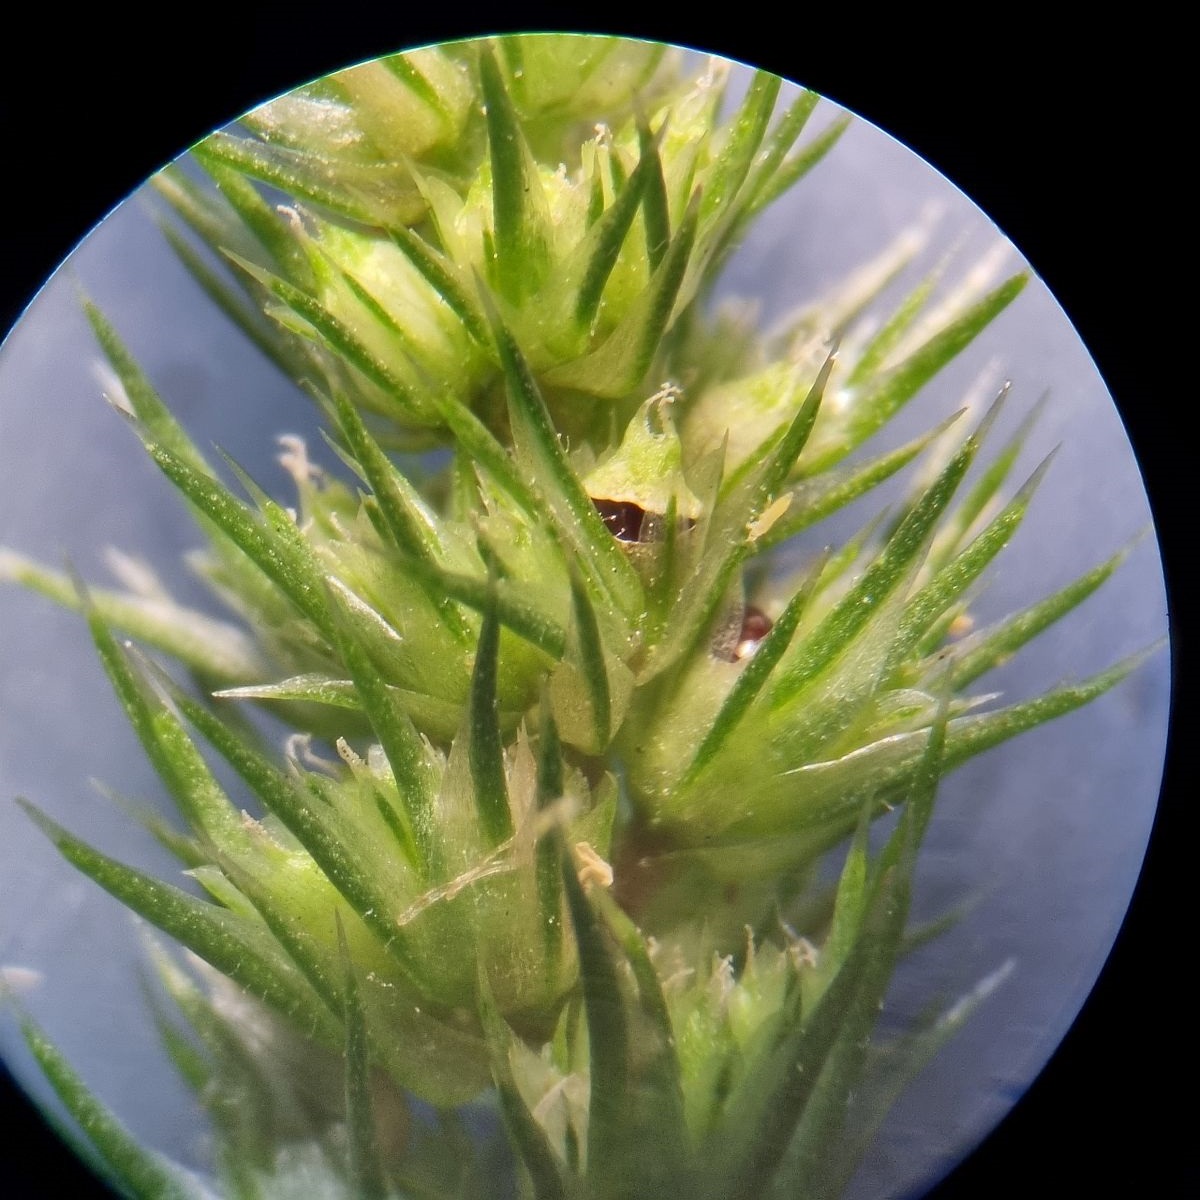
0, 34, 1151, 1200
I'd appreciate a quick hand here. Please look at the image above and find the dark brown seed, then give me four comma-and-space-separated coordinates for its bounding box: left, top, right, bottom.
592, 498, 647, 542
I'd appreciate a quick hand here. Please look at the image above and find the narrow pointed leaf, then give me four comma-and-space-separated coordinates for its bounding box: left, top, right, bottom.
428, 388, 543, 517
136, 437, 333, 636
214, 674, 359, 709
658, 356, 827, 672
480, 47, 550, 301
477, 968, 567, 1200
150, 1009, 212, 1096
844, 271, 939, 390
157, 221, 306, 380
591, 888, 689, 1171
560, 840, 628, 1184
940, 649, 1153, 770
755, 351, 833, 502
682, 556, 823, 784
327, 390, 446, 561
199, 130, 389, 226
536, 702, 565, 974
755, 412, 963, 552
149, 945, 283, 1175
190, 146, 316, 283
338, 918, 388, 1200
574, 121, 662, 330
775, 710, 948, 1197
337, 265, 439, 369
85, 303, 211, 476
216, 850, 347, 1016
637, 114, 671, 271
152, 164, 264, 269
546, 189, 700, 397
22, 1020, 197, 1200
819, 807, 871, 978
784, 961, 1014, 1200
85, 607, 246, 850
385, 551, 566, 657
642, 490, 681, 643
926, 399, 1048, 573
328, 387, 473, 645
568, 563, 612, 749
701, 70, 781, 226
18, 799, 337, 1039
469, 588, 512, 846
387, 221, 491, 346
895, 453, 1055, 658
773, 418, 984, 706
382, 50, 458, 127
834, 275, 1028, 463
945, 546, 1132, 689
744, 113, 851, 221
739, 89, 819, 215
0, 551, 267, 683
320, 588, 432, 867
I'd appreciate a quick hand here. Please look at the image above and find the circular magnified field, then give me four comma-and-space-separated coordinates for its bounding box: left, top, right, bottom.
0, 32, 1173, 1200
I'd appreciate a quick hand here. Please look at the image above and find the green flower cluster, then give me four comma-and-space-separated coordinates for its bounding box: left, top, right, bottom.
2, 34, 1145, 1200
